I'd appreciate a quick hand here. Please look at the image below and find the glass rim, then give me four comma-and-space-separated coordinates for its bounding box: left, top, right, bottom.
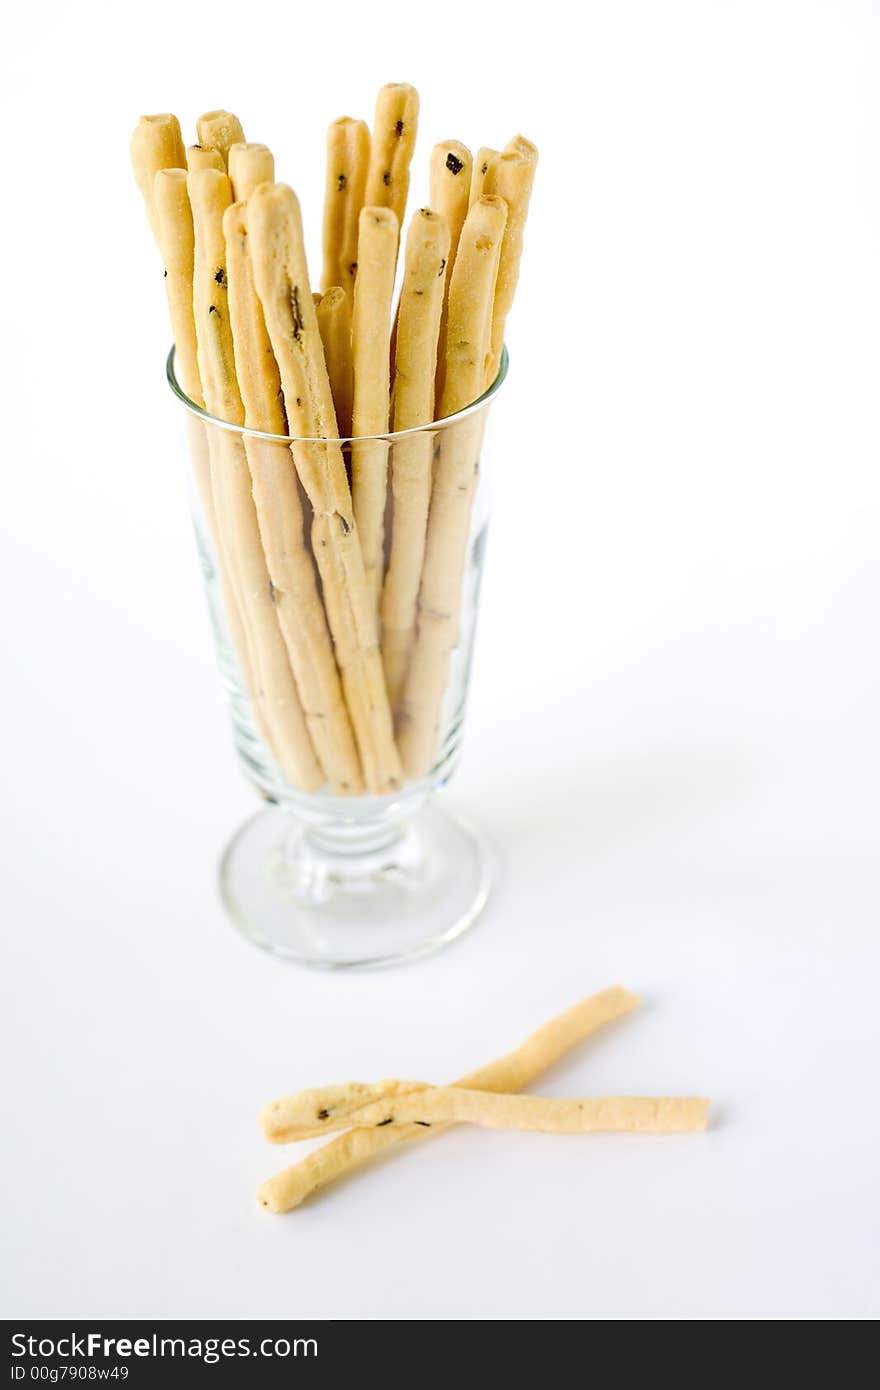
166, 343, 509, 445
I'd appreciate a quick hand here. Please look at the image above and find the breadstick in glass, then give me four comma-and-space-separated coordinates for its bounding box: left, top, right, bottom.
350, 206, 398, 609
483, 138, 538, 379
429, 140, 472, 401
258, 986, 639, 1212
380, 208, 450, 709
321, 117, 370, 295
316, 287, 354, 439
152, 168, 263, 741
130, 114, 186, 243
248, 182, 402, 795
228, 142, 274, 202
187, 144, 224, 174
397, 195, 507, 779
189, 169, 322, 791
364, 83, 419, 248
468, 146, 499, 208
223, 201, 363, 794
195, 110, 245, 169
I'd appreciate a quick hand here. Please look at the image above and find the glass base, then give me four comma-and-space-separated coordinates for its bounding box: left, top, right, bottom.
218, 801, 492, 970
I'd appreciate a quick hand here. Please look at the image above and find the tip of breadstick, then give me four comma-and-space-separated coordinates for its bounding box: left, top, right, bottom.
360, 205, 399, 231
154, 167, 187, 187
256, 1180, 285, 1214
319, 286, 346, 309
504, 134, 539, 163
137, 112, 179, 127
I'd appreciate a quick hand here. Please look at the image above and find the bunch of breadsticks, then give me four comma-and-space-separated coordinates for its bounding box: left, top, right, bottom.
131, 87, 537, 796
255, 987, 710, 1213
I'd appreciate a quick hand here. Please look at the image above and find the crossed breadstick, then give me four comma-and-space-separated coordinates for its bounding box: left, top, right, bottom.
257, 988, 710, 1213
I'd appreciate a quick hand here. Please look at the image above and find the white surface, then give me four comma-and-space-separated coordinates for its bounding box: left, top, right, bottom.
2, 0, 879, 1321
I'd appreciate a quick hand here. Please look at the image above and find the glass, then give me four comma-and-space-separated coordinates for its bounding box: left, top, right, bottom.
167, 346, 508, 968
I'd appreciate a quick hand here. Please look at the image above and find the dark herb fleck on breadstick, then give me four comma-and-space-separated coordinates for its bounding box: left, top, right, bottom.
376, 1116, 394, 1126
337, 173, 347, 192
317, 1108, 330, 1120
383, 171, 391, 186
290, 285, 304, 340
445, 152, 464, 176
214, 267, 227, 286
395, 120, 404, 137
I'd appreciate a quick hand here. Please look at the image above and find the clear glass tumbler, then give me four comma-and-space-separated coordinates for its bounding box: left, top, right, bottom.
167, 346, 508, 968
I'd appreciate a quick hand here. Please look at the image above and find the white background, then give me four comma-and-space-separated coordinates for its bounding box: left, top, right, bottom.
2, 0, 879, 1320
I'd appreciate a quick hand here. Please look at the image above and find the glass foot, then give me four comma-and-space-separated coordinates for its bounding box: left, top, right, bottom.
218, 800, 492, 969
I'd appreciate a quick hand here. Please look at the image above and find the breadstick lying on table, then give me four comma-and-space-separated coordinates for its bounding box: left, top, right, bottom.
483, 137, 538, 380
130, 114, 186, 243
350, 206, 398, 610
228, 142, 274, 201
188, 168, 322, 791
223, 200, 363, 795
315, 287, 354, 439
257, 986, 638, 1212
187, 144, 225, 174
247, 182, 402, 795
267, 1088, 709, 1140
364, 83, 419, 255
397, 195, 508, 780
195, 110, 245, 169
261, 1080, 429, 1142
380, 208, 451, 709
321, 117, 370, 295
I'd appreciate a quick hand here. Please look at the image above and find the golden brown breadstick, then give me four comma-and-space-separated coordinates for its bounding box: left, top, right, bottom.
397, 195, 507, 778
151, 168, 262, 726
261, 1081, 428, 1142
483, 137, 538, 378
429, 140, 472, 282
468, 146, 499, 207
350, 206, 398, 608
429, 140, 473, 399
153, 170, 203, 407
247, 182, 402, 794
316, 287, 354, 438
130, 114, 186, 242
187, 143, 225, 173
223, 201, 363, 794
258, 986, 639, 1212
321, 117, 370, 294
189, 168, 322, 791
228, 142, 274, 201
195, 110, 245, 169
364, 83, 419, 245
297, 1089, 710, 1136
380, 208, 450, 708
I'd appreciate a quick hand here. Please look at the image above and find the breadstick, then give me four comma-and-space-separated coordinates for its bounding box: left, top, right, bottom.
429, 140, 472, 400
321, 117, 370, 294
294, 1089, 710, 1136
261, 1081, 428, 1142
468, 146, 498, 208
430, 142, 472, 261
247, 182, 402, 794
397, 196, 507, 778
380, 208, 450, 708
151, 168, 262, 729
258, 986, 639, 1212
316, 287, 354, 438
130, 114, 186, 242
364, 83, 419, 247
187, 144, 225, 173
189, 168, 322, 791
223, 200, 363, 794
228, 142, 274, 201
195, 110, 245, 169
483, 138, 538, 378
350, 206, 398, 608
